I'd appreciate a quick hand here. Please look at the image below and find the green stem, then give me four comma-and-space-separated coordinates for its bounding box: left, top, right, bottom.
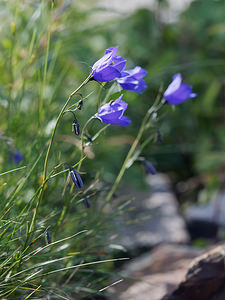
77, 116, 95, 172
29, 74, 92, 234
43, 74, 92, 180
38, 25, 51, 138
105, 98, 164, 203
96, 83, 105, 110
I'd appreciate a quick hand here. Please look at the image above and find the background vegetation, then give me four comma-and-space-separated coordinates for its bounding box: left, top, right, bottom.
0, 0, 224, 298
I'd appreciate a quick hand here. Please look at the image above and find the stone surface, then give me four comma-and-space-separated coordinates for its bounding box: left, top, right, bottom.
110, 244, 225, 300
110, 244, 200, 300
117, 174, 189, 250
162, 244, 225, 300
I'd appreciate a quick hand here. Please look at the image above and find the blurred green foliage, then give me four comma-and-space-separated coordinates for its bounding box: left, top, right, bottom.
0, 0, 225, 297
94, 0, 225, 198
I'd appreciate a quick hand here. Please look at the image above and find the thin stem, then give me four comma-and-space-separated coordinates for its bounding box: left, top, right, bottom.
43, 74, 92, 181
96, 83, 105, 110
77, 116, 95, 172
38, 15, 51, 139
29, 74, 92, 235
105, 97, 164, 203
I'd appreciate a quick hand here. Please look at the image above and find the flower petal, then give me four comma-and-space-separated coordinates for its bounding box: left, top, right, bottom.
93, 66, 121, 82
105, 46, 118, 56
114, 95, 128, 111
92, 52, 112, 71
112, 56, 126, 72
97, 95, 130, 127
165, 83, 193, 105
99, 109, 124, 123
125, 66, 148, 79
164, 73, 182, 96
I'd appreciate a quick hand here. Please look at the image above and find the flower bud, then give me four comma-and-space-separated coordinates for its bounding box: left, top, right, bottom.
72, 119, 80, 136
45, 230, 51, 244
142, 160, 156, 175
84, 195, 91, 208
69, 166, 83, 188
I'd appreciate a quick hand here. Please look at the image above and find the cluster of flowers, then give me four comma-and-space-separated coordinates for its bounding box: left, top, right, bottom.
68, 47, 197, 201
92, 47, 196, 127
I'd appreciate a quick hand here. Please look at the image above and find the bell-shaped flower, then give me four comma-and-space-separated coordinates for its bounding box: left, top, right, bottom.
92, 47, 126, 82
117, 66, 147, 94
164, 73, 197, 105
97, 95, 131, 127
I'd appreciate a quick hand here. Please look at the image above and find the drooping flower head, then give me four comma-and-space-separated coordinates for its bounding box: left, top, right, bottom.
117, 66, 147, 94
164, 73, 197, 105
92, 47, 126, 82
97, 95, 131, 127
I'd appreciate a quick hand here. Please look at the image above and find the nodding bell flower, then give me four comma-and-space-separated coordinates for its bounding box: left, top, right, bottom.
97, 95, 131, 127
164, 73, 197, 105
69, 166, 83, 189
92, 47, 126, 82
142, 160, 157, 175
117, 66, 147, 94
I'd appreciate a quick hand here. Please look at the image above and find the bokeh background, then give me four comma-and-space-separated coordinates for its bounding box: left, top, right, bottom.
0, 0, 225, 299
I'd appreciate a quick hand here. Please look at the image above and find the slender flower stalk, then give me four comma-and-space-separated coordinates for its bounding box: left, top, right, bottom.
43, 73, 92, 181
77, 116, 95, 172
105, 96, 163, 203
96, 83, 105, 110
30, 74, 92, 234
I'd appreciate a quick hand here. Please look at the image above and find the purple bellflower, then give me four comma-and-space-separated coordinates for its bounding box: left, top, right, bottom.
164, 73, 197, 105
92, 47, 126, 82
97, 95, 131, 127
117, 66, 147, 94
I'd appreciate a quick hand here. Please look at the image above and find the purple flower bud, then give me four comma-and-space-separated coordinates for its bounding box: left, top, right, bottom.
77, 100, 83, 110
69, 166, 83, 188
143, 160, 156, 175
97, 95, 131, 127
164, 73, 197, 105
45, 230, 51, 244
13, 151, 23, 164
117, 66, 147, 94
84, 195, 91, 209
92, 47, 126, 82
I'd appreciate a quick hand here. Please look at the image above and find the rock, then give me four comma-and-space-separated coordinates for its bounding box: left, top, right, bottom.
110, 244, 200, 300
117, 174, 189, 251
110, 244, 225, 300
162, 244, 225, 300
